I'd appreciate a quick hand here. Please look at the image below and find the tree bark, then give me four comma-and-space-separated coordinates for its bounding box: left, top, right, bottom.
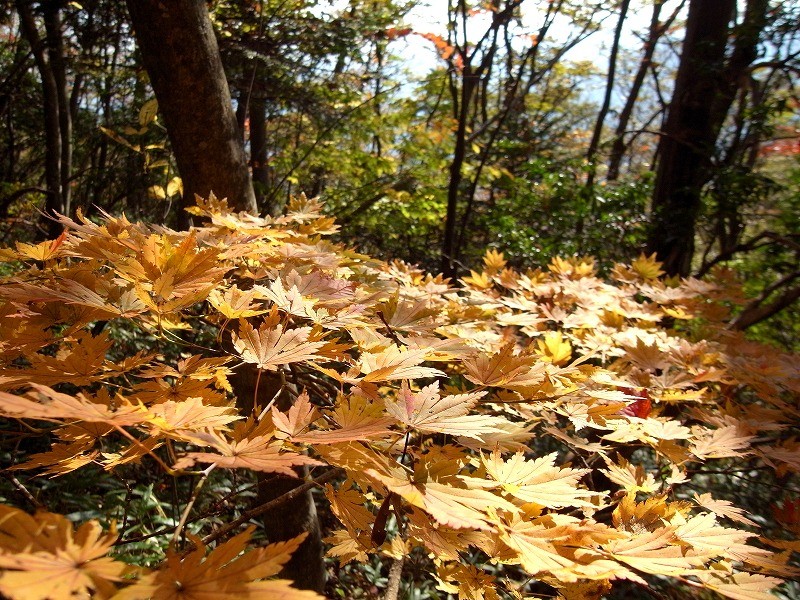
647, 0, 735, 276
607, 0, 682, 181
16, 0, 67, 239
249, 96, 272, 210
647, 0, 769, 276
126, 1, 324, 591
227, 365, 326, 592
125, 0, 257, 225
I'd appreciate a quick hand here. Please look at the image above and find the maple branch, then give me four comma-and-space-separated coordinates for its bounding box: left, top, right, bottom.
172, 464, 216, 548
383, 554, 405, 600
256, 368, 287, 421
376, 310, 403, 346
1, 471, 43, 509
196, 467, 343, 552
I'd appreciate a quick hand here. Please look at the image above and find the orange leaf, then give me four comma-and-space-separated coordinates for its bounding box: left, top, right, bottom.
0, 505, 126, 600
113, 527, 320, 599
232, 319, 326, 371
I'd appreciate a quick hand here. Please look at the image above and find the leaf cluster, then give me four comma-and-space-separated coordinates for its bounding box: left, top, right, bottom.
0, 196, 797, 599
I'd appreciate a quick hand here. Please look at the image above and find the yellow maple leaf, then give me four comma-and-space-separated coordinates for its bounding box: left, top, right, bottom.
601, 455, 658, 494
630, 253, 665, 280
496, 513, 581, 577
383, 381, 505, 441
603, 526, 707, 576
8, 440, 99, 476
534, 331, 572, 365
0, 384, 147, 427
477, 449, 597, 509
232, 318, 326, 371
696, 571, 783, 600
692, 493, 758, 528
0, 505, 126, 600
325, 482, 376, 535
146, 397, 240, 438
674, 513, 768, 563
272, 389, 318, 438
436, 562, 501, 600
358, 344, 444, 382
114, 527, 320, 599
294, 393, 394, 444
690, 425, 753, 460
208, 284, 267, 319
365, 464, 518, 531
462, 270, 493, 289
13, 230, 68, 262
174, 434, 323, 475
323, 528, 371, 564
462, 343, 547, 392
483, 248, 507, 274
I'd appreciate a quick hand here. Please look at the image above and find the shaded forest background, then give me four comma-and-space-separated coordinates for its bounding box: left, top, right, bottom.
1, 0, 798, 345
0, 2, 799, 598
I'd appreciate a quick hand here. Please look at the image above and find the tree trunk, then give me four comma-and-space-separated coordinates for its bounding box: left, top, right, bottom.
43, 2, 72, 221
16, 0, 67, 239
647, 0, 735, 276
249, 97, 272, 211
227, 365, 326, 592
126, 1, 324, 591
125, 0, 257, 225
647, 0, 768, 276
607, 0, 681, 181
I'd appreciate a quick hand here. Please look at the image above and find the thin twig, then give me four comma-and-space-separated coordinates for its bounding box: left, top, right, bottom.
383, 554, 405, 600
172, 464, 216, 547
1, 472, 43, 509
191, 467, 343, 554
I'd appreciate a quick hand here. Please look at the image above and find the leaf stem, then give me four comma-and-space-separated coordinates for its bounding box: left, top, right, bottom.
172, 464, 216, 547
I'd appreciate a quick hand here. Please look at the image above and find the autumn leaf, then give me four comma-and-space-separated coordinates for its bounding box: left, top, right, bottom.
146, 397, 240, 438
0, 384, 148, 427
601, 455, 658, 494
692, 493, 758, 528
496, 513, 581, 577
272, 389, 318, 438
13, 230, 68, 262
462, 343, 547, 391
383, 381, 506, 441
534, 331, 572, 365
695, 572, 783, 600
365, 464, 518, 531
174, 427, 322, 476
0, 505, 126, 600
358, 344, 444, 382
474, 449, 598, 509
208, 284, 268, 319
113, 527, 321, 599
673, 513, 769, 563
232, 318, 326, 371
602, 527, 707, 576
435, 562, 501, 600
294, 393, 394, 444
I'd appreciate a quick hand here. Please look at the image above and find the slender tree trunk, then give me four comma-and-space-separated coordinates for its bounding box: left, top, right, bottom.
441, 69, 474, 279
16, 0, 65, 239
126, 2, 324, 591
646, 0, 735, 276
43, 2, 72, 219
585, 0, 630, 182
249, 97, 271, 210
607, 0, 681, 181
125, 0, 257, 224
227, 366, 326, 592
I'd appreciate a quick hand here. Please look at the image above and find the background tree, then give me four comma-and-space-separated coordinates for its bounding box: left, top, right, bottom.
125, 0, 257, 226
647, 0, 769, 276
